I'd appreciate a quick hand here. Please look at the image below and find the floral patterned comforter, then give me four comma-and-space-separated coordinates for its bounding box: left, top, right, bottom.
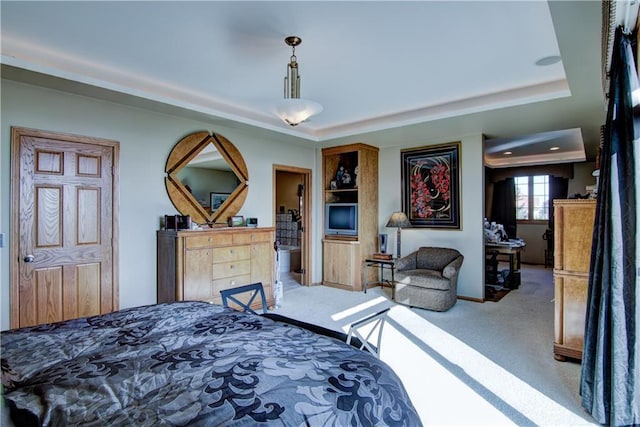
1, 301, 420, 426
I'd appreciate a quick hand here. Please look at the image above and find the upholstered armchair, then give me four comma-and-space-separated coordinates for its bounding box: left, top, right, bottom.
394, 247, 464, 312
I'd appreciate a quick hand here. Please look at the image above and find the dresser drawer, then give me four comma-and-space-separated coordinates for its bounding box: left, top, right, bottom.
211, 245, 250, 263
185, 233, 233, 249
233, 231, 271, 245
212, 260, 251, 280
211, 274, 252, 294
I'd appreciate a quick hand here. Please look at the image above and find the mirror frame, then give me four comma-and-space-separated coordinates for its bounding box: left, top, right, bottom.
165, 131, 248, 225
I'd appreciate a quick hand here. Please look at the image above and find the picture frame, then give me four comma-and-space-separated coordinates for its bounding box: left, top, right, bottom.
228, 215, 244, 227
210, 192, 230, 212
330, 180, 338, 190
401, 142, 461, 229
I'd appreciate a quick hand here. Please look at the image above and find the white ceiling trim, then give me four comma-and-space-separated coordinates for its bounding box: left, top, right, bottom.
0, 52, 319, 141
485, 148, 586, 168
1, 33, 571, 143
316, 80, 571, 140
484, 128, 586, 168
485, 128, 583, 154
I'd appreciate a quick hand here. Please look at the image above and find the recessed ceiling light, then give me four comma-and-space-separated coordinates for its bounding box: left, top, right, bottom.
535, 55, 562, 66
550, 146, 560, 151
503, 151, 513, 155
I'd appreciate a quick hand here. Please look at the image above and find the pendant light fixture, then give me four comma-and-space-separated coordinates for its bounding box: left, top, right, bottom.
274, 36, 323, 126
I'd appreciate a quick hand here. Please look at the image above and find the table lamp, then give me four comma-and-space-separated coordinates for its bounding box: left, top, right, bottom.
385, 211, 411, 258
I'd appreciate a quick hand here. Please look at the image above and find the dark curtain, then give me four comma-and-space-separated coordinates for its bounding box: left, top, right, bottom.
490, 178, 517, 238
580, 27, 639, 426
548, 176, 568, 230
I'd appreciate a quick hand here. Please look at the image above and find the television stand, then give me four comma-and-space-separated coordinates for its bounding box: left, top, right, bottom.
321, 143, 379, 291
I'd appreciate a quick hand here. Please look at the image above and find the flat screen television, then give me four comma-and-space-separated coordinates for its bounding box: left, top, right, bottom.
325, 203, 358, 236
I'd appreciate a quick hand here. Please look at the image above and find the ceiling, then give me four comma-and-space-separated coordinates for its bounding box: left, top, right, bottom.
0, 1, 608, 166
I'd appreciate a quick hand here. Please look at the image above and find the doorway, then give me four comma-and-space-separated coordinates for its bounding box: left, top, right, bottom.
10, 127, 119, 328
273, 165, 311, 290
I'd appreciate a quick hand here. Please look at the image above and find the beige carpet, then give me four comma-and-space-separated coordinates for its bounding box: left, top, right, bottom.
272, 265, 597, 426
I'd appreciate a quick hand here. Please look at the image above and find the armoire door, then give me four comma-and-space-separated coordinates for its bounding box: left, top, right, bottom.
10, 127, 119, 328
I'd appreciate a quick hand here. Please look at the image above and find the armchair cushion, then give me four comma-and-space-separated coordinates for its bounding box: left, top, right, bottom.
394, 247, 464, 312
396, 269, 450, 291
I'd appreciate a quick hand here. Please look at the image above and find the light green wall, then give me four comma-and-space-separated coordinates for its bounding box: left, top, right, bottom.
378, 136, 485, 300
568, 161, 597, 197
1, 79, 488, 329
0, 79, 318, 330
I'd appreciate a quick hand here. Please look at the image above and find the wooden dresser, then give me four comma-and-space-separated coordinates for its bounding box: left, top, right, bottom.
157, 227, 275, 307
553, 199, 596, 361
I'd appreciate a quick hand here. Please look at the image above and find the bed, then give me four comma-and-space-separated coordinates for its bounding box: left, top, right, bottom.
1, 301, 421, 426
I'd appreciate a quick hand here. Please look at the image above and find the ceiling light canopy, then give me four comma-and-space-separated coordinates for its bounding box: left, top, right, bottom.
274, 36, 323, 127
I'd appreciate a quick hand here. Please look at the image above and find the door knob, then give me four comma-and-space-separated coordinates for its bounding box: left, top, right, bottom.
24, 254, 35, 263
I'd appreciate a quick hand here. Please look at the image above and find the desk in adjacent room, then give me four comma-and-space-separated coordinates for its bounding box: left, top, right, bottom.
485, 241, 526, 289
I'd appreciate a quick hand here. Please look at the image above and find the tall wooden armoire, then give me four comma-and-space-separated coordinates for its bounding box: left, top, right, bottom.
552, 199, 596, 361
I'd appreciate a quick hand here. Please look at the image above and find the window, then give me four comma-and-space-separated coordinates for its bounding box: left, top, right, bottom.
515, 175, 549, 221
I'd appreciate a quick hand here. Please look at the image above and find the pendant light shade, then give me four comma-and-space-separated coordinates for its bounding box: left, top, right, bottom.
274, 36, 323, 126
275, 99, 323, 127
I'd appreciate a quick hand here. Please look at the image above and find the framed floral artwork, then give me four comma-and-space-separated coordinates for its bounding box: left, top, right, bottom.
401, 142, 461, 229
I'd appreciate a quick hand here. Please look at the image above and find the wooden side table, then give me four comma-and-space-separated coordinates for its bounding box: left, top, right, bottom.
364, 258, 397, 299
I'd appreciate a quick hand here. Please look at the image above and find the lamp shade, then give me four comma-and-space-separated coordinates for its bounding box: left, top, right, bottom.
385, 211, 411, 228
274, 99, 323, 126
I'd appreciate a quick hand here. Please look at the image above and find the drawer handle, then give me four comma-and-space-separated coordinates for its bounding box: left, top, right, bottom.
230, 264, 234, 269
208, 237, 213, 242
230, 249, 235, 254
230, 280, 236, 285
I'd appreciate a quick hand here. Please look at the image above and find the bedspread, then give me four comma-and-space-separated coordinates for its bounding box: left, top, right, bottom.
1, 301, 421, 426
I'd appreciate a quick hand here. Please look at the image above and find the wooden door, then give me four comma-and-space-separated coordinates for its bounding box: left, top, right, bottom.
10, 127, 119, 328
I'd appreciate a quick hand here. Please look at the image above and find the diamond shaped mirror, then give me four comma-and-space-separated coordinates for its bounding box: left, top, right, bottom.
165, 131, 248, 225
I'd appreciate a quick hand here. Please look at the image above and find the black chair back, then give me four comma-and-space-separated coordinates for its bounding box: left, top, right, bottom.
220, 282, 267, 315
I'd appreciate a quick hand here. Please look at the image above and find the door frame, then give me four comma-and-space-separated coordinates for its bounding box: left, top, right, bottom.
273, 164, 311, 286
10, 127, 120, 328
